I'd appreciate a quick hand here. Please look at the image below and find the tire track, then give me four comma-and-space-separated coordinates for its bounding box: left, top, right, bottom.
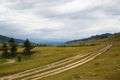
0, 51, 93, 80
21, 44, 112, 80
0, 44, 112, 80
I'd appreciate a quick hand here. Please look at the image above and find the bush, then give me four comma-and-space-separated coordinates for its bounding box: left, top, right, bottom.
16, 54, 22, 62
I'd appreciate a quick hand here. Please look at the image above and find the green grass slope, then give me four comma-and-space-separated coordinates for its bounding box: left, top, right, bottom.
42, 41, 120, 80
40, 33, 120, 80
0, 45, 104, 76
0, 33, 119, 79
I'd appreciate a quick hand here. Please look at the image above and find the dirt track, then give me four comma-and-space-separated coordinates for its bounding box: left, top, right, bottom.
0, 44, 112, 80
3, 59, 15, 64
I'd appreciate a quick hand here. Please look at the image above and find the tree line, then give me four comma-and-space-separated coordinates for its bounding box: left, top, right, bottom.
1, 38, 33, 61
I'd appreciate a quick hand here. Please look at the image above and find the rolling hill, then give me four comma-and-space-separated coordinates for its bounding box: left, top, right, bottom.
65, 33, 112, 44
0, 32, 120, 80
0, 35, 24, 44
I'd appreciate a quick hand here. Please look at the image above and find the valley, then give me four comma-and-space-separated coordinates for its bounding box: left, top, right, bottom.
0, 33, 120, 80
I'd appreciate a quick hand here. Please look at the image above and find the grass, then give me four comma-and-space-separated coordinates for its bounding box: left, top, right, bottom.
0, 44, 104, 76
41, 41, 120, 80
0, 58, 7, 64
0, 33, 119, 80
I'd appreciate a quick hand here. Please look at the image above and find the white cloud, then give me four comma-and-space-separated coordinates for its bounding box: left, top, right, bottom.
53, 0, 118, 14
0, 0, 64, 35
0, 0, 120, 41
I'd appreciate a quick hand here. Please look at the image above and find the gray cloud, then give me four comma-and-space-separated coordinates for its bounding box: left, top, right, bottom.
0, 0, 120, 41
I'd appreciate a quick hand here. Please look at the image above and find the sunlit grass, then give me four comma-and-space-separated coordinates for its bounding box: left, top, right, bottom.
0, 44, 104, 76
41, 42, 120, 80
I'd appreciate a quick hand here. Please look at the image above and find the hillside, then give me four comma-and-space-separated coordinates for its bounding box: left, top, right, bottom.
0, 35, 24, 44
38, 33, 120, 80
0, 32, 120, 80
106, 33, 120, 42
65, 33, 112, 44
41, 38, 120, 80
65, 33, 120, 45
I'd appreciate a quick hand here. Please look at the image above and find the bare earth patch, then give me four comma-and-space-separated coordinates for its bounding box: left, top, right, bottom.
3, 59, 15, 64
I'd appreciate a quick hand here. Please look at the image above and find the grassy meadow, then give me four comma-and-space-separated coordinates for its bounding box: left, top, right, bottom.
41, 41, 120, 80
0, 33, 119, 79
0, 44, 104, 76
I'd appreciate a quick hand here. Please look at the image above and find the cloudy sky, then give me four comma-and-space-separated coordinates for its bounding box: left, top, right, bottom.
0, 0, 120, 42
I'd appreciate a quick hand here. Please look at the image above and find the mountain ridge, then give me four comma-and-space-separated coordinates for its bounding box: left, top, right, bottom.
65, 33, 112, 44
0, 35, 25, 44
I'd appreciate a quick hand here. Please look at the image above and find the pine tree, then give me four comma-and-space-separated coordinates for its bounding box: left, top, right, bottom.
10, 44, 17, 56
2, 43, 8, 57
16, 54, 22, 62
8, 38, 17, 56
23, 39, 32, 55
8, 38, 14, 45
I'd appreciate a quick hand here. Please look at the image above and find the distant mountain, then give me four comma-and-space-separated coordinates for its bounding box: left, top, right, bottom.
0, 35, 24, 44
65, 33, 112, 44
39, 41, 64, 45
30, 39, 65, 45
0, 35, 62, 45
